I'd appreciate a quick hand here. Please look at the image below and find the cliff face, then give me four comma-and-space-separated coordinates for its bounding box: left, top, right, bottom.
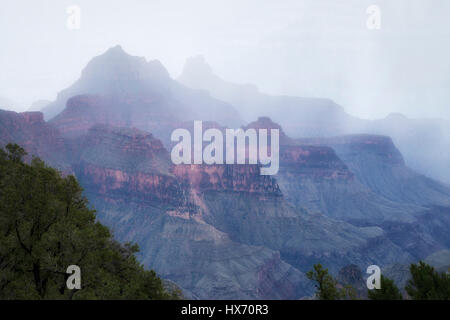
77, 164, 187, 205
178, 56, 359, 138
240, 118, 412, 224
51, 95, 128, 137
0, 110, 70, 172
179, 56, 450, 186
173, 164, 281, 195
292, 134, 450, 262
63, 121, 412, 298
47, 46, 242, 143
2, 107, 449, 298
305, 135, 450, 207
280, 144, 353, 180
2, 48, 449, 298
306, 135, 406, 166
76, 124, 171, 173
67, 124, 318, 299
72, 125, 187, 207
277, 143, 418, 224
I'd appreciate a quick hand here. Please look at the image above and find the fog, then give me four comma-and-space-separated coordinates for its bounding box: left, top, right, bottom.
1, 0, 449, 120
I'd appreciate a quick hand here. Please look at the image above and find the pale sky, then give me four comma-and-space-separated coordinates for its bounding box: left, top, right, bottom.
0, 0, 449, 119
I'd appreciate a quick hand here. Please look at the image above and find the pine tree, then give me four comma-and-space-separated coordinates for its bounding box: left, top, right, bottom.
368, 275, 403, 300
0, 144, 180, 299
306, 264, 341, 300
405, 261, 450, 300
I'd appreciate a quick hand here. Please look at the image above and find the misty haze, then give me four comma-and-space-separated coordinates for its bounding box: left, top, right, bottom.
0, 0, 449, 302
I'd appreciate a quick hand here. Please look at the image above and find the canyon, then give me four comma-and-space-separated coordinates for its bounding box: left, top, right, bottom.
1, 46, 449, 299
170, 120, 280, 175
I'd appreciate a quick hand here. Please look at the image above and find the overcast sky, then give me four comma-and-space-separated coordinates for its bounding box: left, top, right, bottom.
1, 0, 449, 119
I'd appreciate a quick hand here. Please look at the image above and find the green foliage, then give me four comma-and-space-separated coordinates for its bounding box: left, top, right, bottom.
405, 261, 450, 300
4, 143, 27, 163
309, 261, 450, 300
368, 275, 403, 300
340, 284, 359, 300
0, 144, 180, 299
307, 264, 342, 300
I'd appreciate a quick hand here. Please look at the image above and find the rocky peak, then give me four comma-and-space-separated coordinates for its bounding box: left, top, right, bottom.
181, 55, 214, 79
0, 109, 69, 171
0, 110, 45, 126
246, 116, 282, 131
77, 124, 171, 175
104, 44, 126, 55
51, 95, 121, 138
87, 124, 166, 153
81, 45, 171, 88
313, 134, 406, 166
178, 56, 259, 98
21, 111, 44, 124
245, 116, 294, 146
44, 46, 243, 139
42, 46, 173, 120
